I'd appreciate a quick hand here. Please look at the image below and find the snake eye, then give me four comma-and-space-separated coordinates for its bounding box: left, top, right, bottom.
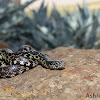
49, 62, 53, 65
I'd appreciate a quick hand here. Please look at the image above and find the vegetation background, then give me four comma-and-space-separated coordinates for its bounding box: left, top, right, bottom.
0, 0, 100, 51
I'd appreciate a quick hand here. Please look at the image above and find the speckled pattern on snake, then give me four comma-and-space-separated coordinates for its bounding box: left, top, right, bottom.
0, 45, 64, 78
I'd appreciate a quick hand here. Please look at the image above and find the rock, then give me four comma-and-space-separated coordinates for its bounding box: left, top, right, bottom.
0, 40, 12, 49
0, 47, 100, 100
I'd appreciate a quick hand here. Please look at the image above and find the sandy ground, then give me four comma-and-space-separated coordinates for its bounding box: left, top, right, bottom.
21, 0, 100, 9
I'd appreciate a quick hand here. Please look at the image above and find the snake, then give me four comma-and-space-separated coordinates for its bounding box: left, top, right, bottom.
0, 45, 64, 78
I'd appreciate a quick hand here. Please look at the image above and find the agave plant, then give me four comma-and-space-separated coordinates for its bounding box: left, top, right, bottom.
0, 0, 100, 51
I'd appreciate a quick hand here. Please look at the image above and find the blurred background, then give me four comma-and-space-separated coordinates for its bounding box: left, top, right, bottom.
0, 0, 100, 51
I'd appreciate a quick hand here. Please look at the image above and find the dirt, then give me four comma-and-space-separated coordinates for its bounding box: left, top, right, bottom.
0, 40, 12, 49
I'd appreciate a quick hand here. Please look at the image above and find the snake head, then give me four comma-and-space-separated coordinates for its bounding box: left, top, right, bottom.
46, 60, 65, 70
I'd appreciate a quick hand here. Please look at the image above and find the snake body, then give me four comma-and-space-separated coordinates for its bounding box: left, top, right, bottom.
0, 45, 64, 78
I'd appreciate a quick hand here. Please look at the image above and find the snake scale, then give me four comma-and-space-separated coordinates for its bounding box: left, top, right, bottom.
0, 45, 64, 78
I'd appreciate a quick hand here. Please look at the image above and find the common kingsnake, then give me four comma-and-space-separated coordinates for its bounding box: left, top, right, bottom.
0, 45, 64, 78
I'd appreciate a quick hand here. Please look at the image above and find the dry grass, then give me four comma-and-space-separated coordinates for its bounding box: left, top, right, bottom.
48, 1, 100, 15
25, 1, 100, 17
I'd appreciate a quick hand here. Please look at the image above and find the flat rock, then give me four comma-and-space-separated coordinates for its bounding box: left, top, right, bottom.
0, 47, 100, 100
